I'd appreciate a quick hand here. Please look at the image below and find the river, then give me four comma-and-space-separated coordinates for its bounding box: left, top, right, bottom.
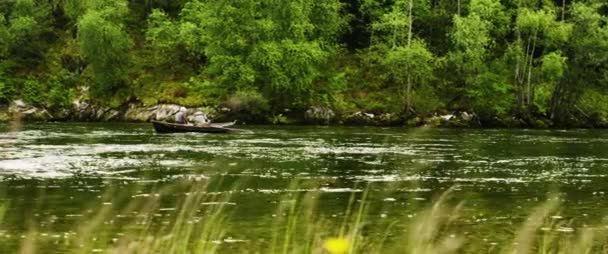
1, 123, 608, 253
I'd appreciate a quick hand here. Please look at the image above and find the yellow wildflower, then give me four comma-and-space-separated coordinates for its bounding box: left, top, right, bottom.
324, 237, 350, 254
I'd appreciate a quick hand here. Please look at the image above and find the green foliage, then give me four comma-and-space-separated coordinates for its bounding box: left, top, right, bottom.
223, 89, 270, 121
270, 114, 291, 125
145, 10, 180, 60
46, 71, 75, 107
541, 51, 567, 81
77, 0, 131, 97
5, 0, 51, 65
21, 78, 44, 105
177, 0, 346, 110
145, 9, 204, 66
579, 89, 608, 114
0, 16, 8, 57
413, 85, 444, 115
0, 0, 607, 126
381, 40, 434, 86
0, 81, 12, 104
468, 71, 514, 116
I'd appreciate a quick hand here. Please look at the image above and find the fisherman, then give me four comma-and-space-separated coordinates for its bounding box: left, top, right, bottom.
192, 111, 209, 126
175, 107, 188, 124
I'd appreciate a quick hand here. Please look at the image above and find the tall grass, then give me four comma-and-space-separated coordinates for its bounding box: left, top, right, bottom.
3, 181, 607, 254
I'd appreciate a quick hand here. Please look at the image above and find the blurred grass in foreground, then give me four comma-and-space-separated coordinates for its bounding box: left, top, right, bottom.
1, 180, 606, 254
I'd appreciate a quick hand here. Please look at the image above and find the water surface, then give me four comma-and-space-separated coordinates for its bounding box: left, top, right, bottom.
1, 123, 608, 252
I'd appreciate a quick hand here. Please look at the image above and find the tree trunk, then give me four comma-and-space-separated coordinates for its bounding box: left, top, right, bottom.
526, 32, 537, 109
561, 0, 566, 21
407, 0, 413, 47
405, 0, 414, 113
406, 75, 412, 113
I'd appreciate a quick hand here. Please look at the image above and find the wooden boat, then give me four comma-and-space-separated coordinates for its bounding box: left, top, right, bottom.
152, 121, 238, 133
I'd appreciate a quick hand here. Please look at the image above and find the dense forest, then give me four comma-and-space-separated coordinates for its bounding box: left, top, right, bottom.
1, 0, 608, 126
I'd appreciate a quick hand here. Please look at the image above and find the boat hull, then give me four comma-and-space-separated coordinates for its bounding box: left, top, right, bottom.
152, 121, 236, 133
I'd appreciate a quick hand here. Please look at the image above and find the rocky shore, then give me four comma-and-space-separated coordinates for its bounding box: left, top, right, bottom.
1, 100, 606, 128
0, 100, 210, 123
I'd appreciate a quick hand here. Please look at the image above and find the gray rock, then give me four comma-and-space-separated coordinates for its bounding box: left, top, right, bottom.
8, 100, 51, 121
102, 109, 121, 121
460, 112, 473, 122
49, 108, 72, 120
304, 106, 335, 125
377, 113, 401, 126
6, 100, 214, 123
423, 115, 443, 127
11, 99, 27, 109
344, 111, 375, 125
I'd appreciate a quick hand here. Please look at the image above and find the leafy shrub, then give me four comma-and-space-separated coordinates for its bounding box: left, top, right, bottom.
21, 78, 44, 105
413, 85, 444, 115
46, 70, 76, 107
224, 89, 269, 114
0, 81, 13, 104
351, 89, 402, 114
270, 114, 290, 125
467, 71, 515, 118
579, 89, 608, 113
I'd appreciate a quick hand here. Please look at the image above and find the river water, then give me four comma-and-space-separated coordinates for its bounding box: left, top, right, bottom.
1, 123, 608, 252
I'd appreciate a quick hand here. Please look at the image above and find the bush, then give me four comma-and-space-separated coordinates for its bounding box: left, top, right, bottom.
46, 71, 76, 107
579, 89, 608, 113
413, 85, 444, 115
0, 81, 13, 104
220, 89, 270, 123
467, 72, 515, 118
224, 89, 269, 114
21, 78, 44, 105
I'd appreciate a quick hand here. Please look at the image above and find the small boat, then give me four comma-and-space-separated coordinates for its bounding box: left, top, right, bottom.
152, 121, 238, 133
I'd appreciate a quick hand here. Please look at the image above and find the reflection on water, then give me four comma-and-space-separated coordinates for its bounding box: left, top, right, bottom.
1, 123, 608, 252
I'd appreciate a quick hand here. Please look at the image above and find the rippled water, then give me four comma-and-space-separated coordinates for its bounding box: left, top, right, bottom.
1, 123, 608, 252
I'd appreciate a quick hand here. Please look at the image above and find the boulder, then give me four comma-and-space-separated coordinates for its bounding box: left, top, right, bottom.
304, 106, 335, 125
343, 111, 376, 125
73, 101, 95, 121
421, 112, 478, 128
405, 116, 423, 127
423, 115, 442, 127
377, 113, 401, 126
48, 107, 72, 120
101, 109, 120, 121
124, 106, 155, 122
8, 100, 52, 121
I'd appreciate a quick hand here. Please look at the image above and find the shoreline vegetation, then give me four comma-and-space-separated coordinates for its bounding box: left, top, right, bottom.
1, 1, 608, 129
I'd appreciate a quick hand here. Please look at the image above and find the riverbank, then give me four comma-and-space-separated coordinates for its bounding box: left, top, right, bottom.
1, 100, 607, 129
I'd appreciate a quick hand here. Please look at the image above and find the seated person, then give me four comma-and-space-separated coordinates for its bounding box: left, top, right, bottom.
192, 112, 209, 126
175, 107, 188, 124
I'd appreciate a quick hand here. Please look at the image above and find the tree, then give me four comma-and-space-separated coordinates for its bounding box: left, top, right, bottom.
550, 2, 608, 123
446, 0, 512, 116
510, 5, 571, 117
380, 39, 435, 113
177, 0, 347, 110
4, 0, 52, 67
371, 0, 436, 114
77, 0, 132, 96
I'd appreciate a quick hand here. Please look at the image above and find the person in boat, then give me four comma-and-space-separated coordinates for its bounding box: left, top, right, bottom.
192, 111, 209, 126
175, 107, 189, 124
